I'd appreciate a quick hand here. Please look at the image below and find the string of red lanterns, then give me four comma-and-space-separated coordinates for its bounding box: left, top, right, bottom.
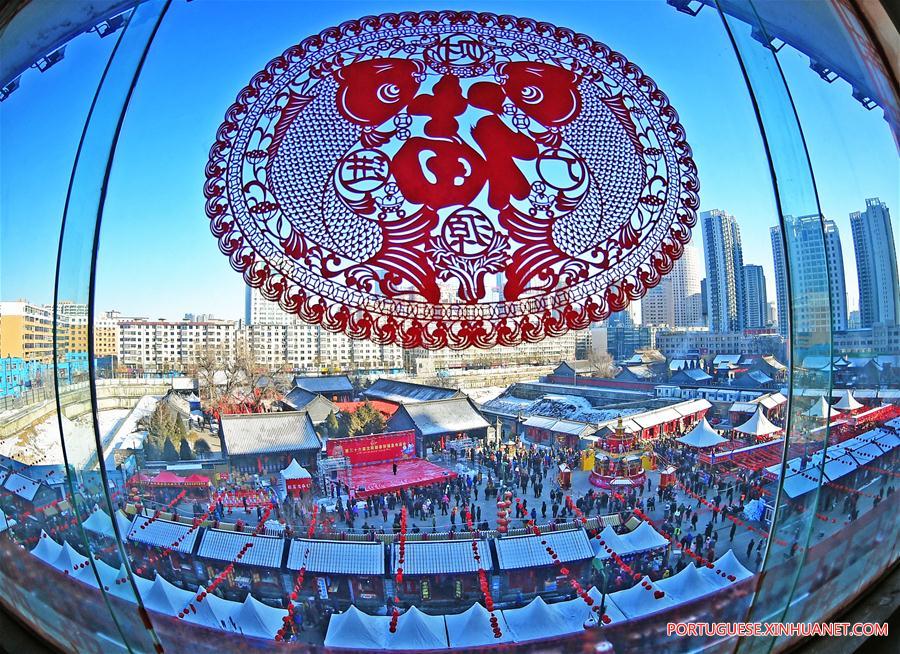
389, 506, 409, 634
275, 505, 319, 642
464, 506, 502, 638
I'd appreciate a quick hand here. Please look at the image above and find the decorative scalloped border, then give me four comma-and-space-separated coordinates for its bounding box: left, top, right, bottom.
204, 10, 699, 350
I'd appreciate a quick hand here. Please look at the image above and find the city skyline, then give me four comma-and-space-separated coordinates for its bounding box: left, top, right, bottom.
1, 2, 897, 323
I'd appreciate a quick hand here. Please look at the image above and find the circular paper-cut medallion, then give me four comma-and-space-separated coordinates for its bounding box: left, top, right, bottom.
205, 10, 698, 349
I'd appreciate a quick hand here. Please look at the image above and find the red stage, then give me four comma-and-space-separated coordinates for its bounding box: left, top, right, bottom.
340, 459, 457, 498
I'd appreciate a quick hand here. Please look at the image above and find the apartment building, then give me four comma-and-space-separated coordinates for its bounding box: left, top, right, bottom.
0, 301, 54, 362
118, 319, 240, 372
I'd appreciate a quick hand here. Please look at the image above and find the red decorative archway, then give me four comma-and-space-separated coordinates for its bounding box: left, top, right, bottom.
205, 10, 698, 349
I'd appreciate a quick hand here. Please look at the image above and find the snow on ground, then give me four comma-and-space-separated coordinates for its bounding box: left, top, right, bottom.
101, 395, 159, 469
0, 408, 133, 469
483, 392, 645, 424
459, 386, 507, 405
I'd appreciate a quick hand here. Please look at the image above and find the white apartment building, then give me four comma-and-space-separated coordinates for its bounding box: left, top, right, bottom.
246, 287, 403, 372
118, 319, 240, 371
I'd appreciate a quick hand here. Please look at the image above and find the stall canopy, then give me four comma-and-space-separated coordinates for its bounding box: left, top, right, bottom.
698, 549, 754, 589
141, 573, 195, 616
654, 562, 720, 602
82, 505, 132, 538
278, 458, 312, 499
606, 576, 676, 619
184, 585, 240, 632
388, 605, 449, 650
733, 407, 781, 438
232, 594, 289, 640
184, 473, 211, 487
502, 595, 580, 642
618, 521, 669, 553
149, 471, 187, 486
49, 541, 89, 574
446, 602, 514, 648
0, 507, 17, 532
592, 525, 628, 560
554, 586, 627, 628
324, 605, 389, 649
833, 390, 864, 411
804, 397, 840, 420
30, 531, 63, 564
675, 418, 727, 448
72, 558, 122, 590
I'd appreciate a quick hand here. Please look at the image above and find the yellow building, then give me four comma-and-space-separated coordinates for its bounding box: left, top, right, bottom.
0, 301, 54, 362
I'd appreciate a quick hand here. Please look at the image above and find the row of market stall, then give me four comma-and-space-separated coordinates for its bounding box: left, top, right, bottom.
324, 550, 753, 650
29, 532, 288, 639
66, 503, 680, 614
25, 521, 753, 648
763, 427, 900, 498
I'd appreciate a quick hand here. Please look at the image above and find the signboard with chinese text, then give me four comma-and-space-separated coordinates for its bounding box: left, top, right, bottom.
325, 430, 416, 465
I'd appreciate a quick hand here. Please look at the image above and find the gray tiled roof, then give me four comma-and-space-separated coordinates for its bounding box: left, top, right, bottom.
198, 529, 286, 568
364, 379, 461, 403
293, 375, 353, 394
390, 539, 486, 575
127, 515, 197, 554
392, 398, 489, 437
220, 411, 320, 456
495, 529, 593, 570
287, 539, 384, 575
282, 387, 317, 410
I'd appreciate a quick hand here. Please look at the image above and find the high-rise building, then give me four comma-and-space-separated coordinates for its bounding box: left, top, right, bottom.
700, 210, 745, 333
643, 243, 704, 328
771, 215, 848, 337
700, 278, 709, 326
742, 265, 768, 329
851, 198, 898, 327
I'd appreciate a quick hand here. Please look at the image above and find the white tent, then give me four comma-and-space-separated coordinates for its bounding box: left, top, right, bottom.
734, 407, 781, 438
181, 586, 237, 631
109, 571, 154, 601
82, 507, 116, 537
503, 595, 579, 642
655, 563, 720, 602
606, 576, 676, 619
834, 391, 864, 411
0, 507, 17, 532
71, 557, 122, 590
446, 602, 513, 648
592, 525, 628, 559
676, 418, 727, 448
698, 549, 754, 589
804, 397, 840, 420
232, 594, 288, 640
277, 458, 313, 500
388, 605, 448, 650
141, 573, 195, 616
618, 521, 669, 553
324, 605, 388, 649
554, 586, 627, 629
30, 531, 63, 564
50, 541, 89, 575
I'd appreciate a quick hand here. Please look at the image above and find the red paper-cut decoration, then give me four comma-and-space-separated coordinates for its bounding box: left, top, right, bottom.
206, 11, 698, 349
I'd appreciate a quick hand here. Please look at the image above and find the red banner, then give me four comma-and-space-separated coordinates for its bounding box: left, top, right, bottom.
325, 430, 416, 466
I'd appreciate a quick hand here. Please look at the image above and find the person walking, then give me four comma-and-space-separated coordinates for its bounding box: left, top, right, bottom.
746, 538, 755, 559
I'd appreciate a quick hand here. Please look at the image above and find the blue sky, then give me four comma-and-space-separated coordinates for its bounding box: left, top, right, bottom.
1, 0, 896, 320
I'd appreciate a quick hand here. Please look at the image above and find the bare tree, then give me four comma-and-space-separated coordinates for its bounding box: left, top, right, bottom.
587, 347, 618, 378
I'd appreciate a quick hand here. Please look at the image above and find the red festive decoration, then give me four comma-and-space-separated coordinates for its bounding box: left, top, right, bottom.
205, 10, 698, 349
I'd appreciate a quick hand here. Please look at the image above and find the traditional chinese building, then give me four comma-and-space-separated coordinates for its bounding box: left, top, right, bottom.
387, 397, 489, 456
220, 412, 322, 474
